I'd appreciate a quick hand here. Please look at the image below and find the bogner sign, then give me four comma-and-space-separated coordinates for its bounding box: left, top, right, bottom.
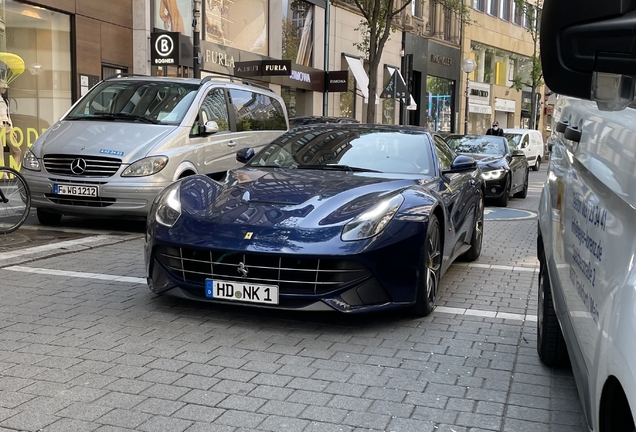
150, 32, 180, 66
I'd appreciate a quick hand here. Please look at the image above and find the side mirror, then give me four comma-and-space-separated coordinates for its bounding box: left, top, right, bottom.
202, 121, 219, 135
541, 0, 636, 109
520, 141, 529, 149
443, 155, 477, 174
511, 149, 526, 158
236, 147, 255, 164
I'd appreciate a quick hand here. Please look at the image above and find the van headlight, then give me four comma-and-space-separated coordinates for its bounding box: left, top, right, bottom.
481, 169, 505, 180
22, 149, 41, 171
122, 156, 168, 177
341, 194, 404, 241
154, 183, 181, 227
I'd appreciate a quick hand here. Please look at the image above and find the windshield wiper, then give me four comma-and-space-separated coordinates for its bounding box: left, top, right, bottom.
67, 113, 160, 124
295, 164, 381, 173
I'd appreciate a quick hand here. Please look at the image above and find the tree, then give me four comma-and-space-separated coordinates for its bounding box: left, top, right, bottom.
349, 0, 471, 123
512, 0, 543, 130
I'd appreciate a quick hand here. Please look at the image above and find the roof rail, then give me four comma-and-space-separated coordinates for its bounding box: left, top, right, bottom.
104, 73, 150, 80
199, 74, 275, 93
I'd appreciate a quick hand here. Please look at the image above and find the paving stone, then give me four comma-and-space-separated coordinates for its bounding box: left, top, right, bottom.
45, 418, 100, 432
138, 416, 193, 432
173, 404, 224, 422
56, 401, 114, 422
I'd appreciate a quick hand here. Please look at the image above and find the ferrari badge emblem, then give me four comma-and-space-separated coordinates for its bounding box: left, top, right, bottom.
244, 232, 253, 240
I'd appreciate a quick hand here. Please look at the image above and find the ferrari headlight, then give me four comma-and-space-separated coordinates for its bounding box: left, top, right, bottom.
481, 169, 505, 180
154, 182, 181, 227
341, 194, 404, 241
22, 149, 41, 171
122, 156, 168, 177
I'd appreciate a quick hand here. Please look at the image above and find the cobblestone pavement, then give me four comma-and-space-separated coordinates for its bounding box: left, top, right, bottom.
0, 167, 587, 432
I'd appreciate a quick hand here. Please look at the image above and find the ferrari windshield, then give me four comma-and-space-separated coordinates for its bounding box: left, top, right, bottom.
65, 80, 198, 125
248, 127, 434, 175
450, 136, 507, 156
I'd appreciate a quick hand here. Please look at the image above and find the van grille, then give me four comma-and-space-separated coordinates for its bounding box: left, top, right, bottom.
43, 154, 122, 177
155, 246, 371, 295
45, 194, 116, 208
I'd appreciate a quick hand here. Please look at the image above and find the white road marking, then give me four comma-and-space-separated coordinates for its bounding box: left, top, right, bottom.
4, 265, 146, 284
435, 305, 537, 322
0, 235, 114, 261
454, 263, 538, 272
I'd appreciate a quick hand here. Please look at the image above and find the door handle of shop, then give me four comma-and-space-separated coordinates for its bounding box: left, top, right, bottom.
227, 140, 236, 147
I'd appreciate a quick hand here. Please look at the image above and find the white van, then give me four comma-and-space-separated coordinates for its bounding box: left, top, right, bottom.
504, 128, 544, 171
19, 75, 288, 224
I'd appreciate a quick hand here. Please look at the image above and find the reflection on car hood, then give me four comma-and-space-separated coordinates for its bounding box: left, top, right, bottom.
459, 153, 507, 169
179, 168, 431, 230
33, 121, 178, 163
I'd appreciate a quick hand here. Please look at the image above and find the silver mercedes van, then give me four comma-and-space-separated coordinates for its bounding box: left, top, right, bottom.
20, 75, 288, 224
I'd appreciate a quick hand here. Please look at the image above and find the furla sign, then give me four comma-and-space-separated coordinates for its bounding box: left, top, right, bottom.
235, 60, 292, 77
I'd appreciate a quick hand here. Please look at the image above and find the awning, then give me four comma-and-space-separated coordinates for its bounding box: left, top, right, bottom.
386, 66, 417, 111
344, 55, 370, 100
469, 103, 492, 115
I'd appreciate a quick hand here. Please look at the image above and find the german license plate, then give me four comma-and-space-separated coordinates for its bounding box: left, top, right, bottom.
54, 184, 98, 197
205, 279, 279, 305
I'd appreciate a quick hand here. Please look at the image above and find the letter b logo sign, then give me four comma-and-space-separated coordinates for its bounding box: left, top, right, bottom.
155, 35, 174, 57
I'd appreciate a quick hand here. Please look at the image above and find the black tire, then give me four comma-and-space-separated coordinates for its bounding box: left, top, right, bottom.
495, 176, 510, 207
537, 249, 569, 366
462, 191, 484, 262
0, 167, 31, 234
533, 156, 541, 171
514, 170, 529, 198
413, 214, 442, 317
37, 208, 62, 226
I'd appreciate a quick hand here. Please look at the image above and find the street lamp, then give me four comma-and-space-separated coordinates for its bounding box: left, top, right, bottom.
461, 58, 476, 134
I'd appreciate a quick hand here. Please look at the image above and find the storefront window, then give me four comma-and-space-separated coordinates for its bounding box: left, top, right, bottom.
282, 0, 314, 67
426, 76, 454, 132
281, 86, 297, 117
340, 60, 355, 119
204, 0, 268, 55
468, 112, 491, 135
155, 0, 192, 37
1, 1, 72, 170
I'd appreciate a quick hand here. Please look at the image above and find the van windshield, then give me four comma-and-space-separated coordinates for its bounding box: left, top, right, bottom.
65, 80, 199, 125
504, 134, 522, 149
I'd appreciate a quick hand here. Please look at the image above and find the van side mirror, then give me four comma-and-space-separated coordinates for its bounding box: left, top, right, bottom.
202, 121, 219, 135
236, 147, 255, 164
541, 0, 636, 110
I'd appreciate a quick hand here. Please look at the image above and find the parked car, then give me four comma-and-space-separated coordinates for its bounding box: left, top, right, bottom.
289, 116, 359, 128
504, 128, 544, 171
20, 75, 288, 225
145, 124, 485, 315
537, 0, 636, 428
445, 134, 529, 206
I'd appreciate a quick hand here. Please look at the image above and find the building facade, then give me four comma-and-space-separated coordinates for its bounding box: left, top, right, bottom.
0, 0, 134, 170
460, 0, 545, 136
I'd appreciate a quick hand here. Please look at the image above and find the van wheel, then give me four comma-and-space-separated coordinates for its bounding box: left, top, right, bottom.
537, 249, 569, 367
533, 156, 541, 171
37, 208, 62, 226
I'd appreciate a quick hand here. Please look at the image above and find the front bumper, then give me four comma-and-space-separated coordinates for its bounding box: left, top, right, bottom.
483, 177, 508, 199
144, 223, 426, 313
21, 170, 170, 217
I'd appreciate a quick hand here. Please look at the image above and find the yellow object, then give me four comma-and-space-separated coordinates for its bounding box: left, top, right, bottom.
0, 53, 26, 84
495, 62, 507, 85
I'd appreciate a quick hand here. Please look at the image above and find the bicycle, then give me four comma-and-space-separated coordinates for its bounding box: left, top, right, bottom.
0, 166, 30, 234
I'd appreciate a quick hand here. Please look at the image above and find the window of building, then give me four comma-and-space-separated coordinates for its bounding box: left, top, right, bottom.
282, 0, 314, 67
513, 1, 523, 25
487, 0, 499, 16
524, 3, 535, 29
1, 1, 72, 171
500, 0, 512, 21
426, 76, 454, 133
340, 58, 356, 120
102, 65, 127, 80
473, 0, 485, 12
484, 50, 494, 84
204, 0, 268, 55
411, 0, 423, 17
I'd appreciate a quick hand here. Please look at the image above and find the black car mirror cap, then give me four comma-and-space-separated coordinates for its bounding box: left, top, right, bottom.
564, 126, 583, 143
541, 0, 636, 110
511, 149, 526, 158
236, 147, 256, 164
556, 118, 569, 133
443, 155, 478, 174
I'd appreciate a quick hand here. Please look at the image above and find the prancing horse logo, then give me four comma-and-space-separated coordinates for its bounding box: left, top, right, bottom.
237, 262, 248, 278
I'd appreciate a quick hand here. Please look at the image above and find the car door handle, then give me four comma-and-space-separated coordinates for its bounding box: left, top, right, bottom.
227, 141, 236, 147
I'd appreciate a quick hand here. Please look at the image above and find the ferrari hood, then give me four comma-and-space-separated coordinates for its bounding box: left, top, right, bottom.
179, 168, 428, 229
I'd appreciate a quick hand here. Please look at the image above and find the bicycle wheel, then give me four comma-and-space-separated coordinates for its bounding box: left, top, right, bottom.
0, 167, 31, 234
